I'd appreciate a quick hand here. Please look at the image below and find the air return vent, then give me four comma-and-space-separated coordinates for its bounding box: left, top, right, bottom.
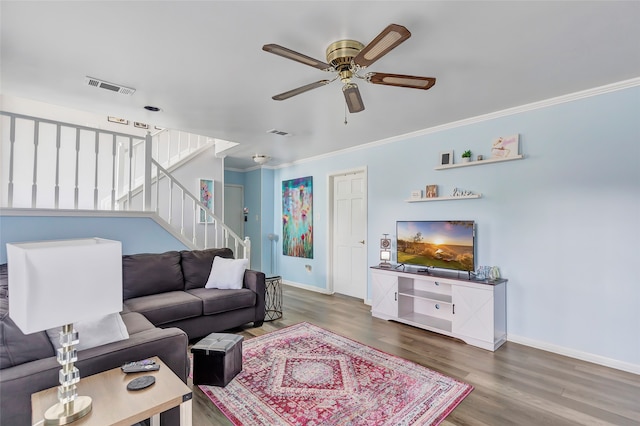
266, 129, 291, 136
85, 77, 136, 95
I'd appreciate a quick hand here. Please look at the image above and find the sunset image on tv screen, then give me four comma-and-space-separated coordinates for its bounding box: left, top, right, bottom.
396, 221, 474, 271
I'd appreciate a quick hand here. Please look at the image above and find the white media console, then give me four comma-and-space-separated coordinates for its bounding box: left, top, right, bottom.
371, 266, 507, 351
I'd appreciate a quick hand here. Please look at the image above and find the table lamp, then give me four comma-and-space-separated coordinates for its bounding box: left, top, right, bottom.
6, 238, 122, 425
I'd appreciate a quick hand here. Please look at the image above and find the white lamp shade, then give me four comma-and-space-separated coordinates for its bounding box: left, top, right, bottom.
6, 238, 123, 334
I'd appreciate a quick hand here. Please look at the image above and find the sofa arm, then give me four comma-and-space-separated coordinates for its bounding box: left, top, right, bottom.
0, 326, 188, 426
244, 269, 266, 325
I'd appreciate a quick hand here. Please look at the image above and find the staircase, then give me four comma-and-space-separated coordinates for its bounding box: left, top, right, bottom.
0, 111, 250, 263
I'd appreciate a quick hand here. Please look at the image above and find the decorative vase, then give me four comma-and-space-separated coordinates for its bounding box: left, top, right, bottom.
462, 157, 470, 163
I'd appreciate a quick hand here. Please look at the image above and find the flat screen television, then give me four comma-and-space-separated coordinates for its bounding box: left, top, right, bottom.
396, 220, 475, 272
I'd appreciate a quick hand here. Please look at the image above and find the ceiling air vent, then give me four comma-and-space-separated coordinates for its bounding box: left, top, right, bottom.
267, 129, 291, 137
85, 77, 136, 95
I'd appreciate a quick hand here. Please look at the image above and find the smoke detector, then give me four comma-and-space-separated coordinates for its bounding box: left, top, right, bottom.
252, 154, 270, 165
85, 76, 136, 95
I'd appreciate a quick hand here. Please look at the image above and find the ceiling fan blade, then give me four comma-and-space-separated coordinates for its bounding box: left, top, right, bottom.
367, 73, 436, 90
262, 44, 331, 71
353, 24, 411, 68
272, 80, 331, 101
343, 83, 365, 113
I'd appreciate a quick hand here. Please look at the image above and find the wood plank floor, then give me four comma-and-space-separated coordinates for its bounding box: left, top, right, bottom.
188, 285, 640, 426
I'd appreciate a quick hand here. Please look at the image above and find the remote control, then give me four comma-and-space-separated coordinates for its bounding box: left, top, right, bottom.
121, 360, 160, 374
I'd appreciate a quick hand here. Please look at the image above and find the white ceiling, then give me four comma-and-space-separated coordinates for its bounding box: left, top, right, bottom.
2, 1, 639, 170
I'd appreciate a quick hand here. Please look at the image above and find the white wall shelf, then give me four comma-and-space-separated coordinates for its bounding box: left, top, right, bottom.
435, 155, 524, 170
405, 194, 481, 202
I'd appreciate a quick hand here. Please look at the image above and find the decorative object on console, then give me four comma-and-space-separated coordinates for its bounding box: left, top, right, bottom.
426, 184, 438, 198
198, 178, 214, 223
462, 150, 472, 163
6, 238, 123, 425
491, 134, 520, 158
439, 150, 454, 166
379, 234, 392, 268
489, 266, 501, 280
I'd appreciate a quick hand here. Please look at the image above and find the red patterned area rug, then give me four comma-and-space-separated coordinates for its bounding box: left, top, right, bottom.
198, 322, 473, 425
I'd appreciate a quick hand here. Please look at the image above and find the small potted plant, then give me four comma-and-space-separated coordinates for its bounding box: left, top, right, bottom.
462, 150, 472, 163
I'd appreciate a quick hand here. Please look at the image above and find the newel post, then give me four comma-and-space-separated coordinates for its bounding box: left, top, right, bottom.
143, 131, 152, 211
243, 236, 251, 269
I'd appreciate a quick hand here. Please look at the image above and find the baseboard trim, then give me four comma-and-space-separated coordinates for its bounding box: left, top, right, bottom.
282, 280, 333, 295
508, 334, 640, 375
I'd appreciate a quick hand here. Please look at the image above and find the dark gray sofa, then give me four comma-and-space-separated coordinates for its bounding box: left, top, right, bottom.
121, 247, 266, 339
0, 247, 266, 426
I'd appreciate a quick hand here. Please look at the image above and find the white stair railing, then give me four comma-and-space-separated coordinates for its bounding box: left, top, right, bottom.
0, 111, 249, 263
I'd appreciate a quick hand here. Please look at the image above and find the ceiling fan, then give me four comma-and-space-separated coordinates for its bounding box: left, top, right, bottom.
262, 24, 436, 113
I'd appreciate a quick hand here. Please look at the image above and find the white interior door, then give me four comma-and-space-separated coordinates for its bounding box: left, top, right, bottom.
331, 170, 367, 300
224, 184, 244, 239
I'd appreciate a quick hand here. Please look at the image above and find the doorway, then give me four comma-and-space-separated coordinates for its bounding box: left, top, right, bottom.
329, 168, 367, 300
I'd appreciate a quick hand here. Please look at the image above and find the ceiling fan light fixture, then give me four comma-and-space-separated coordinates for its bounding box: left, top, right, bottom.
343, 83, 365, 113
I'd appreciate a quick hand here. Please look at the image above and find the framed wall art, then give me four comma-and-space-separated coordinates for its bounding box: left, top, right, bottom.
491, 134, 520, 158
282, 176, 313, 258
198, 178, 214, 223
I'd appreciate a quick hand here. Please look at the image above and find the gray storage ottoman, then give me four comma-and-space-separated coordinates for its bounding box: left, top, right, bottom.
191, 333, 243, 387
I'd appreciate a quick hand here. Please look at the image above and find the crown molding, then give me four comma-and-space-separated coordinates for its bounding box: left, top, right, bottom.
275, 77, 640, 169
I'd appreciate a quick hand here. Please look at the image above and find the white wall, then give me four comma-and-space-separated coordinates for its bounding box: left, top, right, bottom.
272, 82, 640, 372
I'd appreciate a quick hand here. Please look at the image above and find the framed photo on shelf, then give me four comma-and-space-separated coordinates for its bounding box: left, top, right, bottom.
491, 134, 519, 158
439, 151, 454, 166
426, 185, 438, 198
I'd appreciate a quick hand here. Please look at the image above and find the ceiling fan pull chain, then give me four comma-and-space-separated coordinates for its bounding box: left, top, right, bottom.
344, 102, 348, 125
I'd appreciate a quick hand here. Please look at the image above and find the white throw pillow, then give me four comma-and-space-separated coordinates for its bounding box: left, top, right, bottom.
205, 256, 248, 290
46, 312, 129, 351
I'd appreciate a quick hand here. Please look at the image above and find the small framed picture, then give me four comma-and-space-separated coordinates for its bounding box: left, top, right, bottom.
426, 185, 438, 198
491, 134, 519, 158
439, 151, 454, 166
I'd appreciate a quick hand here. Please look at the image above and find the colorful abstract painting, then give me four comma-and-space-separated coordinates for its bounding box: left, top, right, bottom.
282, 176, 313, 258
199, 178, 214, 223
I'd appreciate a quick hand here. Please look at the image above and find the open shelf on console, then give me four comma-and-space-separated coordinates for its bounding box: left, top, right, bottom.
398, 312, 453, 333
399, 288, 452, 303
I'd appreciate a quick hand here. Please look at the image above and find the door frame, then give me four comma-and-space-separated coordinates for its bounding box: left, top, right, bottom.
327, 166, 368, 300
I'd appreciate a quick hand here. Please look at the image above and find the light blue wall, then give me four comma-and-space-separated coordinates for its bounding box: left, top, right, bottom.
271, 85, 640, 368
260, 168, 276, 276
0, 215, 189, 263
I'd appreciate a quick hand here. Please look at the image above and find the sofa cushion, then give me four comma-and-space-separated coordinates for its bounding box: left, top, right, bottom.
187, 288, 256, 315
123, 291, 203, 326
122, 251, 184, 300
181, 248, 234, 290
0, 264, 8, 298
0, 297, 54, 369
205, 256, 248, 290
120, 311, 155, 335
46, 312, 129, 352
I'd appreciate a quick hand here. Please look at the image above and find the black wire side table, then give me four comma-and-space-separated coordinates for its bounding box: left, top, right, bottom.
264, 275, 283, 321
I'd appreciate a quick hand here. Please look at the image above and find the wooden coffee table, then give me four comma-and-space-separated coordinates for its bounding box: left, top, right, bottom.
31, 357, 192, 426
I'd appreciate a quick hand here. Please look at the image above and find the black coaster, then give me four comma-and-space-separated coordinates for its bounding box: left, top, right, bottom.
127, 375, 156, 391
